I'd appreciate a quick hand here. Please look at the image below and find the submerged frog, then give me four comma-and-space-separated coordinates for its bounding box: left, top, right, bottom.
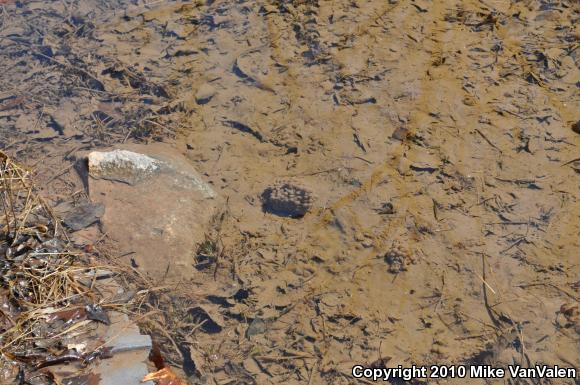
261, 181, 315, 218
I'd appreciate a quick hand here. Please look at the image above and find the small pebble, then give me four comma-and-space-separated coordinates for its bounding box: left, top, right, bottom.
195, 83, 216, 105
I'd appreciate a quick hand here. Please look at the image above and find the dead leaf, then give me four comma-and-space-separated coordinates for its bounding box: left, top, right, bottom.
142, 367, 187, 385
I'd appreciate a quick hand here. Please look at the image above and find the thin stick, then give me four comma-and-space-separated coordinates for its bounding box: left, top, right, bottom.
475, 272, 496, 295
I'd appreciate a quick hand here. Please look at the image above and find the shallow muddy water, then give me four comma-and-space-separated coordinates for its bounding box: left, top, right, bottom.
0, 0, 578, 384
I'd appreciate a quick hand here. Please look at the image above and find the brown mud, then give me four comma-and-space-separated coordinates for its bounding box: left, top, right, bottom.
0, 0, 578, 384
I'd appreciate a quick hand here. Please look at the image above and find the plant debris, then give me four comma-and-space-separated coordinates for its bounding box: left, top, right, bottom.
0, 152, 120, 383
142, 367, 187, 385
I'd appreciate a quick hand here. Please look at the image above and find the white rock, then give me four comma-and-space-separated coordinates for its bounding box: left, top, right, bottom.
88, 149, 216, 199
195, 83, 216, 104
88, 149, 161, 185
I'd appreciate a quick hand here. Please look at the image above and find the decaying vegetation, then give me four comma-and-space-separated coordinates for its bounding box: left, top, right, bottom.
0, 152, 118, 382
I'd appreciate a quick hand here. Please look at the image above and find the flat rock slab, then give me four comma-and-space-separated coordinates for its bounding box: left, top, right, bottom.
93, 312, 153, 385
55, 350, 154, 385
50, 311, 153, 385
63, 202, 105, 231
87, 143, 218, 279
94, 350, 154, 385
105, 312, 152, 353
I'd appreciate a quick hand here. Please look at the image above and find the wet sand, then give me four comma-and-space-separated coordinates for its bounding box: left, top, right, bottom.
0, 0, 578, 384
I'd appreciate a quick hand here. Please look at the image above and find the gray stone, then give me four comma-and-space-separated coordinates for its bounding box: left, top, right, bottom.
94, 350, 154, 385
88, 149, 162, 185
85, 269, 116, 279
105, 312, 141, 336
88, 149, 215, 198
195, 83, 216, 104
63, 203, 105, 231
100, 313, 153, 384
246, 318, 268, 338
49, 311, 154, 385
104, 311, 152, 353
108, 334, 152, 354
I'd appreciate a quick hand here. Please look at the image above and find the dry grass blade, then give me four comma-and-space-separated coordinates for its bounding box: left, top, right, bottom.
0, 151, 126, 379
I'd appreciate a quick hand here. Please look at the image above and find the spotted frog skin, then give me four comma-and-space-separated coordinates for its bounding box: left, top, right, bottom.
261, 181, 315, 218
